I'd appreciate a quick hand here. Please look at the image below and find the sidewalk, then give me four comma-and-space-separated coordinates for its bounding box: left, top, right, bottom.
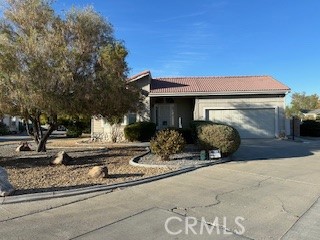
282, 196, 320, 240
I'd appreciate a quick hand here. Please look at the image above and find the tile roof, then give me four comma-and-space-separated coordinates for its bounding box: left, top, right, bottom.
150, 76, 290, 95
128, 70, 151, 82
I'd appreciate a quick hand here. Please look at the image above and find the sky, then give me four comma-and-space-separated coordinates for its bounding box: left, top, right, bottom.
53, 1, 320, 100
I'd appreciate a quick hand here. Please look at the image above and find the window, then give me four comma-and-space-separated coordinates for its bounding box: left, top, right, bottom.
127, 113, 137, 124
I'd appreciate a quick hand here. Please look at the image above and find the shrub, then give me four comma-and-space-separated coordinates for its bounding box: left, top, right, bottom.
197, 124, 241, 157
66, 125, 83, 138
190, 120, 214, 142
300, 120, 320, 137
150, 129, 185, 161
124, 122, 156, 142
58, 116, 91, 134
0, 122, 9, 135
164, 127, 194, 144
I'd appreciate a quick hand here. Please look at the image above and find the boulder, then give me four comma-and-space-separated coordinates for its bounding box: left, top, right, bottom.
50, 151, 73, 165
0, 167, 15, 197
88, 166, 108, 178
15, 142, 31, 152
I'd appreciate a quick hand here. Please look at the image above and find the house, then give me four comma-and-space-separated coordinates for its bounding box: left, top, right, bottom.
303, 109, 320, 120
0, 114, 22, 133
91, 71, 290, 141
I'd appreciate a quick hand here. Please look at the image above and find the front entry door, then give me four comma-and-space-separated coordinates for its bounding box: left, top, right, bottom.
155, 104, 175, 129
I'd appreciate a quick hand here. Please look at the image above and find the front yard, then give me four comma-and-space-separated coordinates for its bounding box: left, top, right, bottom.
0, 138, 172, 195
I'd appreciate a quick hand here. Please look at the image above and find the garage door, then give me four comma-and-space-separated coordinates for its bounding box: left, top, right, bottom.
206, 108, 275, 138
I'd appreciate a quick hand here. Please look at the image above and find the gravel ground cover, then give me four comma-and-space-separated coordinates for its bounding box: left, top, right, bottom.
139, 145, 221, 167
0, 139, 172, 195
139, 153, 219, 167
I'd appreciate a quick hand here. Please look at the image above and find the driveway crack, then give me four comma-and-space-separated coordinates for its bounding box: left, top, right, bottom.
169, 177, 271, 215
275, 196, 300, 218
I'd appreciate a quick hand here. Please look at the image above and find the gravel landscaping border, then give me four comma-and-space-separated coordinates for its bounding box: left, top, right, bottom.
1, 154, 230, 205
0, 141, 231, 204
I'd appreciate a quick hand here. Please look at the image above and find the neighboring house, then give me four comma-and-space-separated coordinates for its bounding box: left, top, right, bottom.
303, 109, 320, 120
91, 71, 290, 141
1, 114, 22, 133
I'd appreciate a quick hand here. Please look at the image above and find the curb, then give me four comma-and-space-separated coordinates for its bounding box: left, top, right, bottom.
1, 152, 230, 205
129, 148, 170, 169
129, 148, 231, 169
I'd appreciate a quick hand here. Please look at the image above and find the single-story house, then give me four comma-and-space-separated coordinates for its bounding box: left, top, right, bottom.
0, 114, 22, 133
303, 109, 320, 120
91, 71, 290, 141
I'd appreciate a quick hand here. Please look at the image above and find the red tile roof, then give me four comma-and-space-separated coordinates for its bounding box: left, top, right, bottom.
150, 76, 290, 95
128, 70, 151, 82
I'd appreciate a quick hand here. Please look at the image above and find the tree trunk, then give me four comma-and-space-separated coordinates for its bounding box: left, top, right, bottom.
36, 124, 55, 152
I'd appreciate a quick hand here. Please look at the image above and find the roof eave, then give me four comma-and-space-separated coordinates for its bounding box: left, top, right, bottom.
149, 90, 290, 97
128, 71, 151, 83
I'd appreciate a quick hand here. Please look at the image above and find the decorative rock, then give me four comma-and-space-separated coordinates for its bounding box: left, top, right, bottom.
0, 167, 15, 197
88, 166, 108, 178
50, 151, 73, 165
15, 142, 31, 152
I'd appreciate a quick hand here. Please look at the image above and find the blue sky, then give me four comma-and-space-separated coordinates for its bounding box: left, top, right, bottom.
55, 1, 320, 100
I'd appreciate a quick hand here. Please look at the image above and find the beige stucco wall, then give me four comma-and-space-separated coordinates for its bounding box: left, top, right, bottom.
91, 117, 126, 142
2, 115, 21, 132
133, 76, 151, 121
194, 95, 286, 135
90, 75, 152, 142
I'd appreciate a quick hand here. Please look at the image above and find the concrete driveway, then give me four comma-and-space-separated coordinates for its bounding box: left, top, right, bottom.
0, 138, 320, 239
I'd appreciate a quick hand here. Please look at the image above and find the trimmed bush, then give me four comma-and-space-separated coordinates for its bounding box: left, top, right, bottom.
0, 122, 9, 135
300, 120, 320, 137
150, 129, 185, 161
124, 122, 156, 142
190, 120, 214, 142
164, 127, 194, 144
197, 124, 241, 157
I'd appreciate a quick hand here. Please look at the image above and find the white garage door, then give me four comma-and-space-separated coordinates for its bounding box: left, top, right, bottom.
206, 108, 275, 138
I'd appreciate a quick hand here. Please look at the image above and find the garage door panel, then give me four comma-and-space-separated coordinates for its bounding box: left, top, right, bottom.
207, 109, 275, 138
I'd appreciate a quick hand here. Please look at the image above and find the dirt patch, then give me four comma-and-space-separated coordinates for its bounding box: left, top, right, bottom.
0, 139, 173, 195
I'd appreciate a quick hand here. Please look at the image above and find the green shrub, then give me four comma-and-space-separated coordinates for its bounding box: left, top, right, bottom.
66, 125, 83, 138
0, 122, 9, 135
58, 115, 91, 134
124, 122, 156, 142
150, 129, 185, 161
197, 124, 241, 157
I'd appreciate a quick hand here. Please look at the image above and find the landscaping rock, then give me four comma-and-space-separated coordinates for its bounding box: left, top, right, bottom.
88, 166, 108, 178
15, 142, 31, 152
0, 167, 15, 196
50, 151, 73, 165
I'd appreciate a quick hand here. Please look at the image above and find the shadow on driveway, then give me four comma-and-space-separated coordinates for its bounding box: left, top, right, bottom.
233, 138, 320, 161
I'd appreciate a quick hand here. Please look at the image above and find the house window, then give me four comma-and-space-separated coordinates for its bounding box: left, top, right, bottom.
127, 113, 137, 124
